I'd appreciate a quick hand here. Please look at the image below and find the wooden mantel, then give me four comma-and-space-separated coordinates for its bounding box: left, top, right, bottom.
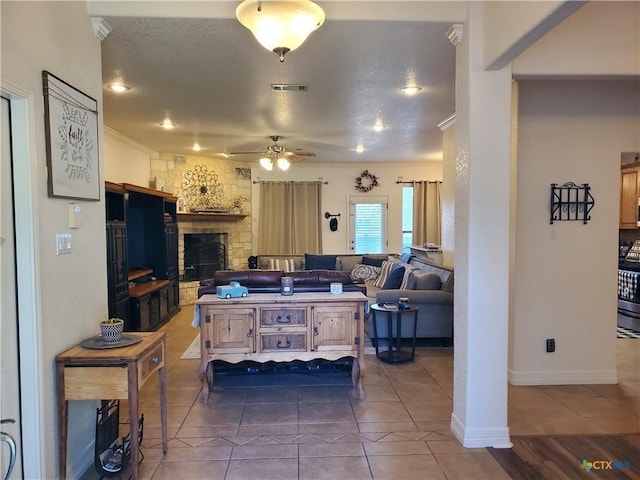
177, 213, 247, 222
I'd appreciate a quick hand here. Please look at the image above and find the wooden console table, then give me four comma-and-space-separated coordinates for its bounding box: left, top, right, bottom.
196, 292, 367, 402
56, 332, 168, 480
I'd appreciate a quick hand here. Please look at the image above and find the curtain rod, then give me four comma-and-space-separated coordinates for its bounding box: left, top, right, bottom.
252, 180, 328, 184
395, 180, 442, 184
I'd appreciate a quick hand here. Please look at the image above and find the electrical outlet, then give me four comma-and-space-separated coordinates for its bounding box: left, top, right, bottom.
56, 233, 72, 255
546, 338, 555, 353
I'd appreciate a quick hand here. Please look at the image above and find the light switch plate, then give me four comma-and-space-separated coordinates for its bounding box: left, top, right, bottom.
67, 203, 82, 228
56, 233, 72, 255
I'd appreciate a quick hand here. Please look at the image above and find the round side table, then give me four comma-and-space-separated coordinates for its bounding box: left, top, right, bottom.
370, 303, 419, 363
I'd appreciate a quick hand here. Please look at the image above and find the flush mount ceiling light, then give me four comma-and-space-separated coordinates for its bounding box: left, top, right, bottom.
159, 119, 175, 130
106, 83, 130, 93
372, 119, 386, 132
400, 85, 423, 96
236, 0, 325, 62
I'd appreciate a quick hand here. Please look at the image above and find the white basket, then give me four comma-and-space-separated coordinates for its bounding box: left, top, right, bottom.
100, 321, 124, 343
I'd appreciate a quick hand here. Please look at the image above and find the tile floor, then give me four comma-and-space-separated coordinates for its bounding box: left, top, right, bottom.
81, 306, 640, 480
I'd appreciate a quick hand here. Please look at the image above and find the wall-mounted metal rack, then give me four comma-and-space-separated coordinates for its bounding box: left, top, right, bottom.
549, 182, 595, 224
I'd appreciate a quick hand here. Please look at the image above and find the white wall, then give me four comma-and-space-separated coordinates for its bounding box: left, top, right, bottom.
104, 127, 153, 185
1, 2, 106, 478
441, 125, 456, 268
250, 162, 443, 254
513, 1, 640, 76
511, 79, 640, 384
483, 1, 583, 69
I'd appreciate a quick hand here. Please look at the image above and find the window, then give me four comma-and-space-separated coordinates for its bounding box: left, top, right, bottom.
402, 186, 413, 252
349, 196, 387, 254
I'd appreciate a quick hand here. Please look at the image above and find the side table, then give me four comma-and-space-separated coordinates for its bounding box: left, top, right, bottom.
370, 304, 419, 363
56, 331, 168, 480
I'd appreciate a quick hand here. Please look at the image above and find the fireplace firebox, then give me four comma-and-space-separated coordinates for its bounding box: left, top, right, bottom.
183, 233, 227, 281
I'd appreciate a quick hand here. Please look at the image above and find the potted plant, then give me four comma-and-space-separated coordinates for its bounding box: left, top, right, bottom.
100, 317, 124, 343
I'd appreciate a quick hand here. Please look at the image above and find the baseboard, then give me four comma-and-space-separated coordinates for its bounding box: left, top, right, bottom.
68, 439, 95, 480
508, 368, 618, 385
450, 413, 512, 448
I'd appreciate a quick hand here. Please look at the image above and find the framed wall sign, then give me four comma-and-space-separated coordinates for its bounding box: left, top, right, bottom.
42, 71, 100, 200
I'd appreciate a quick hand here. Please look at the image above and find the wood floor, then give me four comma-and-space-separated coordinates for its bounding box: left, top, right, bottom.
488, 434, 640, 479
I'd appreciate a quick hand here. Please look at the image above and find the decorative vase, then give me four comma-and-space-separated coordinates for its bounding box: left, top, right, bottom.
100, 319, 124, 343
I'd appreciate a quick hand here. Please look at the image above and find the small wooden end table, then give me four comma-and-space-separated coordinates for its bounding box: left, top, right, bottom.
56, 331, 168, 480
370, 303, 419, 363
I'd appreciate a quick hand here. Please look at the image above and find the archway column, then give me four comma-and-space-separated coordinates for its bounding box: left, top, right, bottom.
449, 4, 513, 448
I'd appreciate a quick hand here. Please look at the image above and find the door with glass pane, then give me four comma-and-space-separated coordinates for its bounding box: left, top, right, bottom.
348, 196, 388, 254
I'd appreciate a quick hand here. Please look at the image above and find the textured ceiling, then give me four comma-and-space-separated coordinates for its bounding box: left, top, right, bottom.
100, 7, 457, 164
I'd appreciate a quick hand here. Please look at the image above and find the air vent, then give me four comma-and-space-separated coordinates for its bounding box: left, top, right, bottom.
271, 84, 309, 92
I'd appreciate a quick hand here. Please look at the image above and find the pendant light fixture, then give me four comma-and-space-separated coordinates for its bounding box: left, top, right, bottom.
236, 0, 325, 62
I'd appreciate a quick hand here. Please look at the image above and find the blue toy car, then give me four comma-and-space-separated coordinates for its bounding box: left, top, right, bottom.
216, 281, 248, 299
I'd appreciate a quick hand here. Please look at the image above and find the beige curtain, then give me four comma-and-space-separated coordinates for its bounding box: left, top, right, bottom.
412, 181, 442, 246
258, 181, 322, 254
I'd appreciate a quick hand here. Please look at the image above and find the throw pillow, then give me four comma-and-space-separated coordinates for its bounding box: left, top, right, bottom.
442, 273, 454, 293
400, 265, 422, 289
404, 271, 418, 290
304, 253, 337, 270
382, 264, 405, 289
267, 258, 297, 272
338, 255, 363, 272
350, 264, 381, 283
400, 252, 413, 263
374, 260, 400, 288
362, 256, 385, 267
413, 272, 443, 290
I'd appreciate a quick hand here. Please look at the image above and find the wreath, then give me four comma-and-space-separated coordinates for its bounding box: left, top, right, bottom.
354, 170, 379, 193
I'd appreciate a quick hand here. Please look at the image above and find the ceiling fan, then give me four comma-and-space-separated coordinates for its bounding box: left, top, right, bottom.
229, 135, 316, 171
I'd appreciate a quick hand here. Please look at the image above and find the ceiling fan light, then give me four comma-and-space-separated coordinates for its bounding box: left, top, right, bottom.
236, 0, 325, 62
259, 157, 274, 170
277, 157, 290, 171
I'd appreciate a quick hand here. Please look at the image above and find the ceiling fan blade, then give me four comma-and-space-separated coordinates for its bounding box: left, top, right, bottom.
285, 151, 316, 157
228, 150, 265, 155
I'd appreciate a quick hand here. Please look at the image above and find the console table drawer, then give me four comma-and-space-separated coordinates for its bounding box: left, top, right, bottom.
260, 333, 306, 352
139, 343, 164, 385
64, 366, 128, 400
261, 308, 306, 327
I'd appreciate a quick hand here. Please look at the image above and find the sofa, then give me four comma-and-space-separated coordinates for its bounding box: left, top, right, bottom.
200, 252, 453, 344
198, 268, 366, 296
368, 257, 453, 345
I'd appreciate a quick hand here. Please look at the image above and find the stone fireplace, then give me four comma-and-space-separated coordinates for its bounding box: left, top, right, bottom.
178, 216, 252, 304
182, 233, 227, 281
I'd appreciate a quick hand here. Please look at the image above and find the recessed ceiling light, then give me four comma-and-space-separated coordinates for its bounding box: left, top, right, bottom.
354, 144, 365, 153
400, 86, 422, 96
159, 119, 175, 130
106, 83, 130, 93
192, 143, 202, 152
372, 122, 385, 132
